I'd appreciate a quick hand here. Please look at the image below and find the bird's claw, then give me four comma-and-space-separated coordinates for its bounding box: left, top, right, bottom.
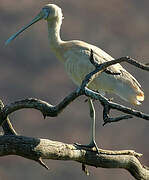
74, 142, 99, 154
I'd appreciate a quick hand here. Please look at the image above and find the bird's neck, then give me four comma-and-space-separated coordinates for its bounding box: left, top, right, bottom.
47, 17, 63, 51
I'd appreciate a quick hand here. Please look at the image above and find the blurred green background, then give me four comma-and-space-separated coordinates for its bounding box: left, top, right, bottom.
1, 0, 149, 179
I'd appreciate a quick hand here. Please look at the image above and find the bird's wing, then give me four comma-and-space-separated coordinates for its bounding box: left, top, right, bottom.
62, 40, 144, 105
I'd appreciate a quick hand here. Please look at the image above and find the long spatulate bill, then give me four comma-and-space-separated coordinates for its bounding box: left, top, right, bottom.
5, 14, 43, 45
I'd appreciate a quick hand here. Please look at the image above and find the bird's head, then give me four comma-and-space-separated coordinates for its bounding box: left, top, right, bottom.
41, 4, 63, 20
5, 4, 63, 45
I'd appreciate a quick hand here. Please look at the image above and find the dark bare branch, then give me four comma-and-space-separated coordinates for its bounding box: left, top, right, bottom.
0, 50, 148, 126
0, 87, 149, 128
84, 88, 149, 122
83, 50, 149, 124
0, 89, 82, 126
81, 50, 149, 98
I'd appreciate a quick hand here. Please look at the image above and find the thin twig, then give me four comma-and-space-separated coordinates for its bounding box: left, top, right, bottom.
0, 100, 17, 135
84, 88, 149, 121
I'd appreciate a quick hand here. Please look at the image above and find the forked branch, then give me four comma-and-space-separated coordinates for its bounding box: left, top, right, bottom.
0, 50, 149, 179
0, 50, 149, 126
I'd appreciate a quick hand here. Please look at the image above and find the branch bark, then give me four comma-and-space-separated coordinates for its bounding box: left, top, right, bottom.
0, 135, 148, 180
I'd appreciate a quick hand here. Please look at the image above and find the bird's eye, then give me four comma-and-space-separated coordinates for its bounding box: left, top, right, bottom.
42, 7, 50, 19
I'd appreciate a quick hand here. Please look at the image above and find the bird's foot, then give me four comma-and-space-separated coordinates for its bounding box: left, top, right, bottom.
74, 141, 99, 154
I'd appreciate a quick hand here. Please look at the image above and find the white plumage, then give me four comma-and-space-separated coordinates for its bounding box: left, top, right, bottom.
6, 4, 144, 105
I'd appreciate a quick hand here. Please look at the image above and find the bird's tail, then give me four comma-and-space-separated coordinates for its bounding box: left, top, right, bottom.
113, 70, 144, 105
130, 90, 144, 105
115, 84, 144, 105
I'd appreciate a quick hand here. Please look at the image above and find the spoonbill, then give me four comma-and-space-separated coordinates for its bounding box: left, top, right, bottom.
6, 4, 144, 151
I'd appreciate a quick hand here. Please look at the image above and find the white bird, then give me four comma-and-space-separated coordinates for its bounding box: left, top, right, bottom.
6, 4, 144, 151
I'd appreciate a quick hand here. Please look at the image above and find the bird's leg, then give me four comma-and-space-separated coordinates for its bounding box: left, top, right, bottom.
88, 98, 98, 150
75, 98, 99, 153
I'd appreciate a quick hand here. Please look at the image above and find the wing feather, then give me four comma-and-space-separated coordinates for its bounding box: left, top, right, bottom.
62, 40, 144, 105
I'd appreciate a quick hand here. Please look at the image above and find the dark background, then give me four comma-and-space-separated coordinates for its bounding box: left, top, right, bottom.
1, 0, 149, 179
